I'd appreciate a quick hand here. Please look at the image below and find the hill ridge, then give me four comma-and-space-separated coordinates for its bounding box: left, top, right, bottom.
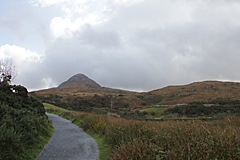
149, 80, 240, 104
31, 74, 240, 105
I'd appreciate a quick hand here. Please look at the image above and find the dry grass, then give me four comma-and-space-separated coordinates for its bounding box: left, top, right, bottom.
109, 118, 240, 159
45, 103, 240, 160
150, 81, 240, 104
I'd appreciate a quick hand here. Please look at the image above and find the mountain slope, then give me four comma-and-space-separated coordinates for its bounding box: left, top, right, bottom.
58, 73, 101, 89
31, 73, 240, 106
31, 74, 136, 97
148, 81, 240, 104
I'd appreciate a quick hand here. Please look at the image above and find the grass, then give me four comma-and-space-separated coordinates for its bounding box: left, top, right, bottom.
108, 118, 240, 159
89, 134, 111, 160
140, 107, 169, 118
25, 125, 54, 159
43, 103, 70, 112
44, 103, 240, 160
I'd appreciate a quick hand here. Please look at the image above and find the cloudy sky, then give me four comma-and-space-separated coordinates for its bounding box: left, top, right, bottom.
1, 0, 240, 92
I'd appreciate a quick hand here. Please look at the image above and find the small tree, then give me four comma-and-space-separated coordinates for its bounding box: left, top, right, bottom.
0, 60, 16, 91
0, 60, 15, 84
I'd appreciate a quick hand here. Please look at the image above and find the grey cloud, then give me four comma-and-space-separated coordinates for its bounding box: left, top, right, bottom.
43, 1, 240, 90
4, 0, 240, 91
78, 27, 121, 49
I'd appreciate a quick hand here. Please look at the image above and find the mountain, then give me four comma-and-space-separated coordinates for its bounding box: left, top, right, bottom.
30, 73, 240, 106
30, 76, 240, 119
58, 73, 101, 89
30, 74, 136, 97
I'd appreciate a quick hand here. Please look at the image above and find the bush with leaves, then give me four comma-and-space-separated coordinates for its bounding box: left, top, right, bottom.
0, 63, 52, 160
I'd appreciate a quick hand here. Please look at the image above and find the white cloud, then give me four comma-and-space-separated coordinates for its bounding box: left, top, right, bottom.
39, 0, 240, 91
0, 44, 45, 89
42, 77, 55, 88
30, 0, 143, 8
50, 13, 105, 38
30, 0, 68, 7
109, 0, 144, 6
50, 17, 74, 38
0, 44, 42, 64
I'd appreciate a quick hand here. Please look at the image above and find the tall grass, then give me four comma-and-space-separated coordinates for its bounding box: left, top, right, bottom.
45, 104, 240, 160
108, 119, 240, 159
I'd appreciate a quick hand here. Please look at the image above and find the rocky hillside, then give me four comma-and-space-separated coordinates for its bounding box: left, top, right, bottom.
58, 73, 101, 89
31, 74, 135, 97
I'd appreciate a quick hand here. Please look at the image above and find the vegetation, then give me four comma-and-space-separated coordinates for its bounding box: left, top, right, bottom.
33, 93, 134, 117
3, 59, 240, 159
31, 80, 240, 109
31, 80, 240, 121
0, 61, 53, 160
149, 81, 240, 104
29, 70, 240, 159
164, 102, 240, 118
46, 103, 240, 160
33, 90, 240, 120
138, 106, 169, 118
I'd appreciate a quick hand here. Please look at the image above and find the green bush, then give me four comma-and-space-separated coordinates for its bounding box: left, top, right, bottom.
0, 81, 52, 160
164, 104, 240, 117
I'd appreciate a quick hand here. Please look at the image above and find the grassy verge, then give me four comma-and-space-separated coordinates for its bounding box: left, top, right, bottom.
89, 134, 111, 160
43, 103, 70, 112
44, 103, 111, 160
25, 124, 54, 159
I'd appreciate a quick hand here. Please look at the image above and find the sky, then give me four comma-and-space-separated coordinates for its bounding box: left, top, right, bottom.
1, 0, 240, 92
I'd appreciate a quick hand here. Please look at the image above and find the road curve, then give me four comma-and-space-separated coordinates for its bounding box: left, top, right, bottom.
36, 113, 99, 160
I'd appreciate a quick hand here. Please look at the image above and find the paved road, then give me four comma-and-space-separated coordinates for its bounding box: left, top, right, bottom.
36, 113, 99, 160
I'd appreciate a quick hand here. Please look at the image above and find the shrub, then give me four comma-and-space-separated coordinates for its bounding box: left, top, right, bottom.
0, 84, 51, 159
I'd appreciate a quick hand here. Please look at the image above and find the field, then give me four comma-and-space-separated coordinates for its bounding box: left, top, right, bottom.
45, 103, 240, 160
139, 106, 170, 118
43, 103, 71, 112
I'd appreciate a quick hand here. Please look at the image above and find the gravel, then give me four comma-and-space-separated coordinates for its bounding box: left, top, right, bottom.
36, 113, 99, 160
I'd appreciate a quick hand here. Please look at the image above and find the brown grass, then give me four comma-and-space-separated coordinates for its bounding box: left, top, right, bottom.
45, 104, 240, 160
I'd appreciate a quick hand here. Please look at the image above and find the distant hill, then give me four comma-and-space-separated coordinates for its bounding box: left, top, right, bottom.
58, 73, 101, 89
148, 81, 240, 104
31, 74, 240, 106
30, 75, 240, 119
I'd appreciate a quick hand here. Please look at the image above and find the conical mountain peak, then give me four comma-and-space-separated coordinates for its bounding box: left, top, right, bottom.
58, 73, 101, 89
